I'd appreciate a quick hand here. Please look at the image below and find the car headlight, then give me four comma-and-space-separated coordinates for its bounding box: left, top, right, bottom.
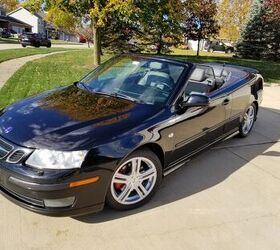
26, 149, 88, 170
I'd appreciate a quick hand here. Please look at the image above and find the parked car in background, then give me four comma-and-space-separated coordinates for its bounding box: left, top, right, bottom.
206, 41, 235, 54
19, 33, 51, 48
0, 55, 263, 216
0, 28, 11, 38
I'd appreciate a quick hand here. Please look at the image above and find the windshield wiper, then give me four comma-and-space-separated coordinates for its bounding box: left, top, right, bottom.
92, 91, 141, 103
75, 81, 91, 92
75, 85, 142, 104
113, 93, 140, 103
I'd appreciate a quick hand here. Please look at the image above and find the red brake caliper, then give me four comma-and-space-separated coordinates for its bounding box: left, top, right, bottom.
114, 167, 126, 191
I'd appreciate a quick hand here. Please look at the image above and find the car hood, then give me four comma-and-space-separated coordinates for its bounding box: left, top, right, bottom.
0, 85, 161, 150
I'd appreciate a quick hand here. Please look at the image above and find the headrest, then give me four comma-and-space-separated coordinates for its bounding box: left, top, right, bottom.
149, 62, 163, 70
190, 68, 206, 82
213, 68, 223, 77
138, 71, 170, 86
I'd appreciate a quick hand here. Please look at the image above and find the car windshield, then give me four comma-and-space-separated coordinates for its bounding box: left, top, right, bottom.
78, 55, 186, 105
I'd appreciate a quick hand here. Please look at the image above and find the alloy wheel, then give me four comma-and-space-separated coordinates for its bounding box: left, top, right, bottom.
111, 157, 157, 205
242, 106, 255, 135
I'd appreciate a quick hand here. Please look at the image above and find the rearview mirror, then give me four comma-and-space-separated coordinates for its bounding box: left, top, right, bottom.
179, 93, 209, 109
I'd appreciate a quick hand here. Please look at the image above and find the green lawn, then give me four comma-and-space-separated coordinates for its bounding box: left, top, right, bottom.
0, 48, 279, 109
0, 48, 73, 63
0, 37, 19, 44
0, 50, 111, 109
168, 49, 280, 84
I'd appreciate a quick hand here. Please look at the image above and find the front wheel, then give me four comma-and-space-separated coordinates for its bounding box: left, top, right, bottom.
106, 150, 162, 210
239, 103, 256, 137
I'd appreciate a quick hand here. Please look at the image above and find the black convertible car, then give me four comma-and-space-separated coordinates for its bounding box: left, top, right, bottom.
0, 55, 263, 216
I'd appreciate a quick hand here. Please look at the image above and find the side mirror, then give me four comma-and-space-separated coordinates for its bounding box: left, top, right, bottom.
179, 93, 209, 109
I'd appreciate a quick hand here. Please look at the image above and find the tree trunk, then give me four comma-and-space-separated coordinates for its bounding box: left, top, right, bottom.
157, 44, 162, 55
93, 26, 101, 66
197, 39, 200, 57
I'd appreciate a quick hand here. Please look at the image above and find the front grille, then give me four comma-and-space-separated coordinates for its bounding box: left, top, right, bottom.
0, 138, 13, 159
7, 150, 26, 163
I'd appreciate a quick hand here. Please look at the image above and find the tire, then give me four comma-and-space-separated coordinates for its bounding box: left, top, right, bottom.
106, 149, 162, 210
21, 44, 26, 48
46, 42, 51, 48
239, 103, 256, 137
34, 42, 40, 48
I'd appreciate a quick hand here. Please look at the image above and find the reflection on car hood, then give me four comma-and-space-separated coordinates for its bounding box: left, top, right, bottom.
0, 85, 161, 150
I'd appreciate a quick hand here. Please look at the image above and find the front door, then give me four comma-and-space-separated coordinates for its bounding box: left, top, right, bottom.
170, 93, 227, 165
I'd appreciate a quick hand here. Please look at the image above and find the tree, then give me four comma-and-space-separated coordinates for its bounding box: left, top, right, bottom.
216, 0, 252, 42
64, 0, 134, 65
182, 0, 219, 56
22, 0, 134, 65
237, 0, 280, 61
21, 0, 42, 13
0, 0, 19, 12
44, 6, 76, 32
135, 0, 183, 55
101, 10, 142, 53
264, 0, 280, 22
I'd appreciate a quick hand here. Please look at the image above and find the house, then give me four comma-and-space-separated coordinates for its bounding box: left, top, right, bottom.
0, 6, 32, 34
8, 7, 45, 34
7, 7, 79, 42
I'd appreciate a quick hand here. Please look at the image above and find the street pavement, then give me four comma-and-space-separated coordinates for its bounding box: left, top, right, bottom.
1, 87, 280, 250
0, 43, 90, 50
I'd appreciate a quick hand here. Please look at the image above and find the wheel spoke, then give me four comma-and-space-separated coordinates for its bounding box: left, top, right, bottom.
135, 184, 148, 199
131, 158, 141, 175
243, 123, 248, 133
138, 168, 156, 181
118, 183, 133, 202
114, 173, 130, 184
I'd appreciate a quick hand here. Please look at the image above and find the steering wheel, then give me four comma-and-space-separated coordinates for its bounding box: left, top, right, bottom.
154, 81, 172, 91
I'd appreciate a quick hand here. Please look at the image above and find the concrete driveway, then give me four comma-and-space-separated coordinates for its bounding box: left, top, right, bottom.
1, 86, 280, 250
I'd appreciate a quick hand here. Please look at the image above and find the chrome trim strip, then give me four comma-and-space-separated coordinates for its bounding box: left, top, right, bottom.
6, 148, 32, 164
0, 138, 14, 160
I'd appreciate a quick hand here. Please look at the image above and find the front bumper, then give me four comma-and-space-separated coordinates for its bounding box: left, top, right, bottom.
0, 162, 113, 217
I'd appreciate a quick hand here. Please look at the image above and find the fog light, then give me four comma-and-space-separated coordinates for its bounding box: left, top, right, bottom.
44, 197, 75, 208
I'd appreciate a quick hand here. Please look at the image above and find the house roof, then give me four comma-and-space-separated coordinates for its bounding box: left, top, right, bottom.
0, 15, 32, 27
8, 7, 44, 19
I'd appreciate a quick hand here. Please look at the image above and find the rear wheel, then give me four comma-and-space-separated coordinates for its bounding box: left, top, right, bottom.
46, 42, 51, 48
106, 150, 162, 210
21, 44, 26, 48
239, 103, 256, 137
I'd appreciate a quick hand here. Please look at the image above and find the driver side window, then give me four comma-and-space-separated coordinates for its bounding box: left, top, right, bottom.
183, 66, 216, 101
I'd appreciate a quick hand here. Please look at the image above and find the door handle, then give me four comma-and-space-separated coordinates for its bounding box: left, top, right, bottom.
222, 98, 230, 106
